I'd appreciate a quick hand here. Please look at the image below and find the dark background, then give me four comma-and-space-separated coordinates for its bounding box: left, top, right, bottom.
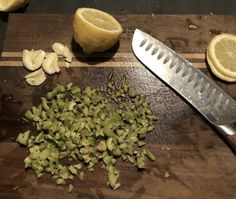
1, 0, 236, 51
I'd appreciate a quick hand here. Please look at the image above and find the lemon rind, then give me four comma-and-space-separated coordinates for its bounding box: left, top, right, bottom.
73, 8, 123, 53
206, 50, 236, 82
208, 33, 236, 79
75, 8, 123, 34
0, 0, 29, 12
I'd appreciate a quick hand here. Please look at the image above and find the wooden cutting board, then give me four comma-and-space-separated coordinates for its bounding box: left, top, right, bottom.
0, 14, 235, 199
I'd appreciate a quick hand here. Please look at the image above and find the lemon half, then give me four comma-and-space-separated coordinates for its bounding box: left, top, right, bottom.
207, 33, 236, 81
0, 0, 29, 12
73, 8, 123, 54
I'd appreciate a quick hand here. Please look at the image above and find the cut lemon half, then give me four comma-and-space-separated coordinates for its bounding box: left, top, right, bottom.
206, 51, 236, 82
207, 33, 236, 79
0, 0, 29, 12
73, 8, 123, 54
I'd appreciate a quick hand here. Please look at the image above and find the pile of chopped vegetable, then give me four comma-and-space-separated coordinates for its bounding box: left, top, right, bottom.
16, 75, 157, 192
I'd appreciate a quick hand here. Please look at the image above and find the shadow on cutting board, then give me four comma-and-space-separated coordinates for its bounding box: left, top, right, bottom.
71, 37, 119, 64
0, 12, 8, 22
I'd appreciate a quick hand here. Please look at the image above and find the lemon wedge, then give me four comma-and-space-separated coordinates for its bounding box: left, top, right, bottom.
0, 0, 29, 12
73, 8, 123, 54
207, 33, 236, 81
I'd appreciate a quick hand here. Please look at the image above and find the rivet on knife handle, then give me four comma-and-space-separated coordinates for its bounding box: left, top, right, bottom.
132, 29, 236, 152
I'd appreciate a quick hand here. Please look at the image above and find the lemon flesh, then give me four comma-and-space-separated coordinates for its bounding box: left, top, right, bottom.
73, 8, 123, 54
214, 38, 236, 71
0, 0, 29, 12
206, 51, 236, 82
208, 33, 236, 79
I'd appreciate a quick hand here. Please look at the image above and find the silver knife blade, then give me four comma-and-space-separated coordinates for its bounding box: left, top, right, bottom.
132, 29, 236, 141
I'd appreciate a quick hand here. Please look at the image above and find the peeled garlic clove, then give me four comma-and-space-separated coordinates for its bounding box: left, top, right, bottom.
53, 61, 60, 73
63, 46, 72, 63
42, 53, 60, 75
22, 49, 46, 71
25, 68, 46, 86
22, 50, 35, 71
52, 42, 65, 56
65, 62, 71, 68
32, 50, 46, 68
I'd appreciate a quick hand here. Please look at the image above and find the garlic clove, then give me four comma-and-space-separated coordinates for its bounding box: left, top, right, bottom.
42, 53, 60, 75
65, 62, 71, 68
52, 42, 65, 56
25, 68, 46, 86
63, 46, 72, 63
52, 57, 60, 73
22, 49, 35, 70
22, 49, 46, 71
32, 50, 46, 68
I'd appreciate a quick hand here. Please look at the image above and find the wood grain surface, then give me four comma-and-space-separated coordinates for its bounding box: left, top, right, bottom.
0, 14, 236, 199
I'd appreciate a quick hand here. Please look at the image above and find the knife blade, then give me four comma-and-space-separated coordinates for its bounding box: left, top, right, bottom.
132, 29, 236, 152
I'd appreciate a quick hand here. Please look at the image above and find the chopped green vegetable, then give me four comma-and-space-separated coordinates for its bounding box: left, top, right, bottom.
16, 75, 157, 192
136, 153, 146, 169
113, 183, 121, 190
68, 184, 73, 192
107, 167, 119, 189
56, 178, 65, 185
16, 130, 30, 146
96, 140, 107, 152
79, 171, 85, 181
68, 165, 78, 176
146, 149, 156, 161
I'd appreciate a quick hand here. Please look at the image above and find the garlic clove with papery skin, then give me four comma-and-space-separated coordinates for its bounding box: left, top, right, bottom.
42, 53, 60, 75
22, 49, 46, 71
52, 42, 65, 56
25, 68, 46, 86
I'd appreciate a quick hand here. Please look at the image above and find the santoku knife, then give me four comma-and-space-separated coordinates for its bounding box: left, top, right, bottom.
132, 29, 236, 152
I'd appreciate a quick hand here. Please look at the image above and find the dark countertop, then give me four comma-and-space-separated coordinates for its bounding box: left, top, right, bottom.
1, 0, 236, 51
